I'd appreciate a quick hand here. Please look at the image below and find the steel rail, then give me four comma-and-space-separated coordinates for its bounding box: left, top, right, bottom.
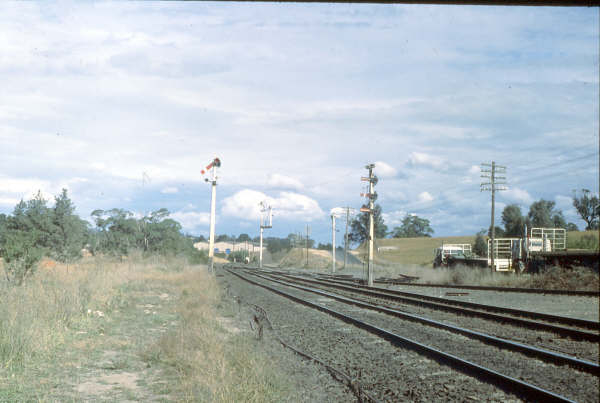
227, 297, 381, 402
263, 272, 600, 341
316, 274, 600, 297
284, 273, 600, 331
226, 268, 577, 403
372, 280, 600, 297
247, 270, 599, 375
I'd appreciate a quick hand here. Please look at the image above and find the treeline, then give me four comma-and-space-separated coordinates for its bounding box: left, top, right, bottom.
0, 189, 205, 285
489, 196, 594, 239
471, 193, 599, 256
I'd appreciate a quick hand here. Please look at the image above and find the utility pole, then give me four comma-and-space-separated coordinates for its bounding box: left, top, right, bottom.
259, 202, 272, 269
481, 161, 507, 272
342, 207, 356, 271
331, 214, 336, 273
203, 157, 221, 273
361, 163, 378, 286
305, 224, 311, 267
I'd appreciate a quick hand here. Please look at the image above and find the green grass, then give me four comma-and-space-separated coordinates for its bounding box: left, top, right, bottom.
362, 235, 477, 266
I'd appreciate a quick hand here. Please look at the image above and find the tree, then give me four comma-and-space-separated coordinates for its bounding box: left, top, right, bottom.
349, 204, 388, 245
566, 222, 579, 232
391, 214, 434, 238
572, 189, 599, 230
49, 189, 88, 262
91, 208, 137, 256
265, 237, 293, 254
0, 192, 53, 284
527, 199, 565, 229
487, 226, 505, 238
317, 242, 332, 250
501, 204, 526, 237
473, 230, 487, 257
237, 233, 251, 242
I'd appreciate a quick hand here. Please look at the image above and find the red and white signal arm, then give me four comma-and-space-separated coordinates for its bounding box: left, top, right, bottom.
360, 207, 372, 213
201, 157, 221, 175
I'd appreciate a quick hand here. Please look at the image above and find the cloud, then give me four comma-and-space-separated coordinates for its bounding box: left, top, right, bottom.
382, 210, 407, 227
160, 186, 179, 194
418, 191, 434, 203
222, 189, 324, 222
407, 152, 445, 170
0, 197, 20, 207
0, 4, 595, 241
266, 173, 304, 190
171, 211, 211, 232
373, 161, 397, 178
503, 187, 533, 205
0, 176, 51, 195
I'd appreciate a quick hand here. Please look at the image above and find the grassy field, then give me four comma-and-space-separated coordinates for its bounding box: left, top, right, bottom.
372, 235, 477, 266
0, 254, 289, 402
351, 230, 599, 267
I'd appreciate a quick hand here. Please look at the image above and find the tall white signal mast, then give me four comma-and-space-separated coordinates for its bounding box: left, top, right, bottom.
259, 202, 272, 269
202, 157, 221, 273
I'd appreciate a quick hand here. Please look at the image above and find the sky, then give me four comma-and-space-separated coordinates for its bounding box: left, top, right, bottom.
0, 2, 598, 244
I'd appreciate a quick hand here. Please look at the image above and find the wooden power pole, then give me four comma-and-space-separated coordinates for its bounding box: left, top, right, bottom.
481, 161, 507, 272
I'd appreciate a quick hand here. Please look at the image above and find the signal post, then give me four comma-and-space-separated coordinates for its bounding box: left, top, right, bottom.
259, 202, 272, 269
203, 157, 221, 273
361, 163, 377, 286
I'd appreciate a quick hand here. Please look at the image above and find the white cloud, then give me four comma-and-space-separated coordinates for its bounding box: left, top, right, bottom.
222, 189, 324, 222
267, 173, 304, 190
418, 191, 434, 203
0, 197, 20, 206
382, 210, 407, 227
221, 189, 267, 221
171, 211, 211, 232
407, 152, 445, 170
0, 176, 51, 195
160, 187, 179, 194
373, 161, 397, 178
503, 188, 533, 205
0, 4, 595, 241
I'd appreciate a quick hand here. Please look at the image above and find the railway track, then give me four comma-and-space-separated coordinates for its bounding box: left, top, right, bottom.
223, 266, 598, 402
248, 270, 599, 374
264, 269, 599, 342
307, 271, 600, 297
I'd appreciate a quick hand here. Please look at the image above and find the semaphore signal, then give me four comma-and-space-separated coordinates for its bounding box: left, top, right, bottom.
204, 157, 221, 273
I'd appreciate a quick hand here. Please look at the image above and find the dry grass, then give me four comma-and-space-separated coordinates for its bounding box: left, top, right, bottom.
146, 269, 287, 402
0, 253, 289, 401
279, 248, 342, 271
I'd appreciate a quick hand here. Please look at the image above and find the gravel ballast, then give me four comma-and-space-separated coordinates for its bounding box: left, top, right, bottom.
219, 267, 577, 402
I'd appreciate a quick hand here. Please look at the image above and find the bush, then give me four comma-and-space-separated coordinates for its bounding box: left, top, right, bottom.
185, 247, 208, 265
227, 251, 247, 262
2, 230, 44, 285
567, 233, 598, 250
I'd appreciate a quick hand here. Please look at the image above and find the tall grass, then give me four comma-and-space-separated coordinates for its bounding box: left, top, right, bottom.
1, 253, 289, 401
0, 255, 136, 372
144, 269, 289, 402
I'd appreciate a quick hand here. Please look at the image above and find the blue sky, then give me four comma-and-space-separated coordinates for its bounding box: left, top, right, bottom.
0, 3, 598, 244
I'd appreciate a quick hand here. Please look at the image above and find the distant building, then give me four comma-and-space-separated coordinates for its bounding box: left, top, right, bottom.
193, 241, 265, 253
